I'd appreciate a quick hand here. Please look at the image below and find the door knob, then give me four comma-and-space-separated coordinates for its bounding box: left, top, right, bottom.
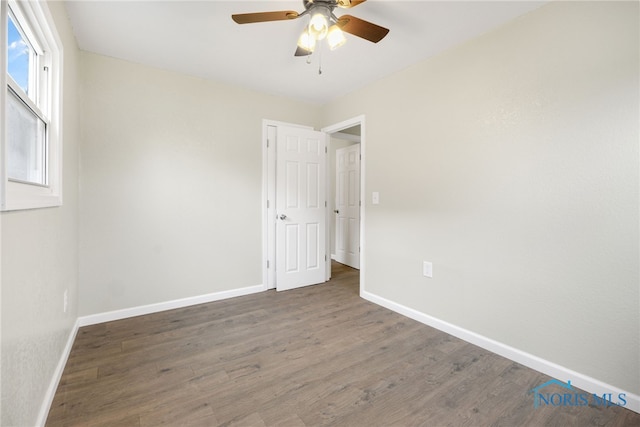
334, 210, 339, 214
279, 214, 287, 220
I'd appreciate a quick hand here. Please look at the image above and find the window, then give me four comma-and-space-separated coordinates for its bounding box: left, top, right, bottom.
7, 11, 47, 186
1, 0, 62, 210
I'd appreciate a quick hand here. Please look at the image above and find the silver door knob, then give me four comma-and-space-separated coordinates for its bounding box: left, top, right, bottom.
279, 214, 287, 220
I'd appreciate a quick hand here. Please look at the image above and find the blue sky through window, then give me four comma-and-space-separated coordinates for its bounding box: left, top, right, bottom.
7, 15, 30, 94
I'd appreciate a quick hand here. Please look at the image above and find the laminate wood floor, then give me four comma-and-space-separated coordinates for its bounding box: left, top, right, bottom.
47, 262, 639, 426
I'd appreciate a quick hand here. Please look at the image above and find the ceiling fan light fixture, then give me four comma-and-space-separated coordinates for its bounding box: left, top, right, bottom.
231, 0, 391, 62
309, 11, 329, 40
297, 29, 316, 52
327, 25, 346, 50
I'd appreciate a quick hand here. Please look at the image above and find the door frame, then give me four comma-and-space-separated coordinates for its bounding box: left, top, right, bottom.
261, 115, 365, 295
322, 115, 365, 295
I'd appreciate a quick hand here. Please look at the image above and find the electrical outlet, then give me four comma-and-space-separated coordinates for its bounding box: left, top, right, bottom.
63, 289, 68, 313
423, 261, 433, 278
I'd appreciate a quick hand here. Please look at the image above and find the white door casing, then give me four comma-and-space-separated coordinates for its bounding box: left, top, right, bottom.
265, 125, 277, 290
334, 144, 360, 269
275, 125, 327, 291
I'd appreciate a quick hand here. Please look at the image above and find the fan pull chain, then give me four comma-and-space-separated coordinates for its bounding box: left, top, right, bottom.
318, 42, 323, 75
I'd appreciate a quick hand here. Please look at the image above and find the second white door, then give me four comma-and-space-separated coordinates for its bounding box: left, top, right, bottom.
334, 144, 360, 269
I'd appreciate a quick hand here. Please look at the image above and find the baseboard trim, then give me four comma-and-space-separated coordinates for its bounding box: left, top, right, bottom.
36, 317, 80, 426
360, 290, 639, 414
78, 284, 264, 327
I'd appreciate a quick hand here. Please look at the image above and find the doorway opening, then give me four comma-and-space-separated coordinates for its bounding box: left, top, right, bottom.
322, 115, 364, 294
327, 126, 361, 269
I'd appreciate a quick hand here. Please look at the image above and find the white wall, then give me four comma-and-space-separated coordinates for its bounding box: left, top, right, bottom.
0, 2, 80, 425
78, 53, 321, 316
322, 1, 639, 395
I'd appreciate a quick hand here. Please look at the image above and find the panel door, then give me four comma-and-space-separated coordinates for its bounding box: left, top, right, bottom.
276, 126, 327, 291
334, 144, 360, 269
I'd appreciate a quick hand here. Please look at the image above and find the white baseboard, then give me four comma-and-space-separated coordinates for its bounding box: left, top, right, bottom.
361, 290, 639, 414
36, 318, 80, 427
78, 284, 264, 327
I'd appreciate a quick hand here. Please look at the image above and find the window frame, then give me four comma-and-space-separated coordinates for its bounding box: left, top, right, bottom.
1, 0, 63, 211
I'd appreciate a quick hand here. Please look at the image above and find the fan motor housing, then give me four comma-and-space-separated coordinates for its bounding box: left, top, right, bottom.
303, 0, 339, 11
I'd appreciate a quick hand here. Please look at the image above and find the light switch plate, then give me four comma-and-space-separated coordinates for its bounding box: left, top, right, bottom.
372, 192, 380, 205
423, 261, 433, 278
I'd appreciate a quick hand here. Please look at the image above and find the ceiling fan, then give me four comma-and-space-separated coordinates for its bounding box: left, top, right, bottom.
231, 0, 389, 56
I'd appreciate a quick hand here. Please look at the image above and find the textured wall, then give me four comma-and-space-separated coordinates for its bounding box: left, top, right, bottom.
0, 2, 80, 425
322, 1, 639, 394
78, 53, 321, 316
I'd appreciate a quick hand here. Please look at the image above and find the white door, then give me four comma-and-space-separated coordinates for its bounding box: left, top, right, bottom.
276, 126, 327, 291
334, 144, 360, 269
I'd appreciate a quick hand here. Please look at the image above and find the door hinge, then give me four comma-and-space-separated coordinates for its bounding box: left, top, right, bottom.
267, 200, 270, 208
325, 254, 327, 262
325, 146, 328, 154
267, 139, 270, 148
267, 260, 270, 268
325, 201, 327, 207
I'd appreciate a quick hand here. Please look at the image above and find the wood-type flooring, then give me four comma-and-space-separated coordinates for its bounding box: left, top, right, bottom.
47, 262, 639, 426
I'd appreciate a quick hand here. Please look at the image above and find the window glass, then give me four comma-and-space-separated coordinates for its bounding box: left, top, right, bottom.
6, 88, 47, 185
7, 13, 31, 95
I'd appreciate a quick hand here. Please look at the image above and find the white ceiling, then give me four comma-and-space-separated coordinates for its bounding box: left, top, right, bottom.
64, 0, 547, 105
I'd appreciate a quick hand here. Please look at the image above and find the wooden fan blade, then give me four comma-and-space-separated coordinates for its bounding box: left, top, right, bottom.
337, 0, 367, 9
232, 11, 299, 24
336, 14, 389, 43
